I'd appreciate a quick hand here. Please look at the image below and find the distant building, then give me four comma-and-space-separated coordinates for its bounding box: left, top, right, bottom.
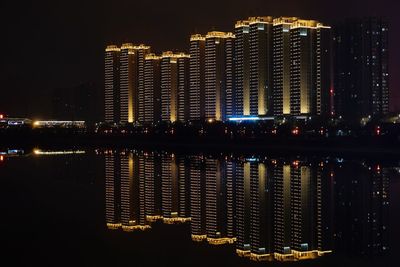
333, 18, 389, 121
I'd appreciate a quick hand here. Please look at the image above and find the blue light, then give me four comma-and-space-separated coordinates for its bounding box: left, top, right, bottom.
228, 117, 260, 121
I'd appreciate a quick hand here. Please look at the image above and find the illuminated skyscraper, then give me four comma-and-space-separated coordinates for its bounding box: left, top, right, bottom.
120, 44, 150, 123
234, 21, 250, 116
273, 17, 297, 116
333, 18, 389, 121
273, 17, 332, 117
290, 20, 332, 116
142, 54, 162, 124
119, 44, 136, 123
234, 17, 274, 116
189, 35, 206, 121
204, 32, 235, 121
249, 17, 274, 116
161, 52, 190, 123
105, 45, 121, 123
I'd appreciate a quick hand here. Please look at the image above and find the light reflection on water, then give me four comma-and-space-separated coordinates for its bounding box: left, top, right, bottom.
99, 149, 392, 263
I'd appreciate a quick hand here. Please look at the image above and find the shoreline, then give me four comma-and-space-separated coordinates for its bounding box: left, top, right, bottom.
1, 133, 399, 157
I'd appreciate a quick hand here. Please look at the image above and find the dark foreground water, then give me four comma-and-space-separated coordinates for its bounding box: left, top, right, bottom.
1, 148, 399, 266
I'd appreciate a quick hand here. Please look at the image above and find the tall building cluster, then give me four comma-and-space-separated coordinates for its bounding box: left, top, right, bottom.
105, 16, 389, 124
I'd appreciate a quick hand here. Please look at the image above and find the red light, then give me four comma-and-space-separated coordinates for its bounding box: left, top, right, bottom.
330, 89, 334, 94
0, 156, 3, 162
292, 127, 299, 135
0, 114, 3, 119
375, 126, 381, 136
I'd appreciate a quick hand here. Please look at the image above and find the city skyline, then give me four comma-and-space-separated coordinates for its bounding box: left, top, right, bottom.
104, 15, 389, 124
0, 0, 399, 119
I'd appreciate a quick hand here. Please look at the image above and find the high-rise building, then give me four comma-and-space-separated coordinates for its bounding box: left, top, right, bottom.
249, 17, 274, 116
120, 44, 150, 123
273, 18, 332, 117
234, 17, 274, 116
234, 21, 250, 116
143, 54, 162, 124
333, 18, 389, 121
289, 20, 332, 116
119, 44, 136, 123
161, 52, 190, 123
273, 18, 297, 116
204, 32, 235, 121
189, 35, 206, 121
105, 45, 121, 123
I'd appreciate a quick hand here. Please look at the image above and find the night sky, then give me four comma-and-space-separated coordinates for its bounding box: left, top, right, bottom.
1, 0, 399, 118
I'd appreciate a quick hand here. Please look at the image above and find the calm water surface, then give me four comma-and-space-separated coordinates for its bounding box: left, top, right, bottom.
1, 148, 399, 266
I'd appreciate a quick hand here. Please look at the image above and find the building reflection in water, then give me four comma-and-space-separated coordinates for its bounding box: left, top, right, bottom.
102, 150, 389, 262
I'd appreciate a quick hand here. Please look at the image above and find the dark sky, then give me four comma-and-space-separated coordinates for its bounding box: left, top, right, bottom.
1, 0, 399, 118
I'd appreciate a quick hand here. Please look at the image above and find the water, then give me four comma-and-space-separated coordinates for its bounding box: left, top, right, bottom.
1, 148, 399, 266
